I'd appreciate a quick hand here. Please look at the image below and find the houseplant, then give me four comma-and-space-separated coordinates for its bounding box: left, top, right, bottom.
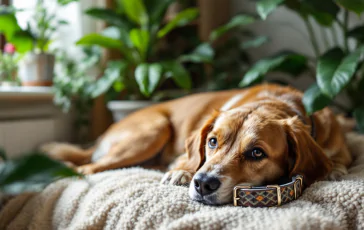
53, 46, 102, 143
0, 0, 70, 86
0, 43, 21, 86
239, 0, 364, 132
76, 0, 257, 121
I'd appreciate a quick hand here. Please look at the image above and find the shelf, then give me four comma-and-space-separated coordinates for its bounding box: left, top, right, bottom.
0, 86, 54, 101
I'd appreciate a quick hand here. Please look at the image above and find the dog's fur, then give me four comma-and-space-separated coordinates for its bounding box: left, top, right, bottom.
42, 84, 352, 205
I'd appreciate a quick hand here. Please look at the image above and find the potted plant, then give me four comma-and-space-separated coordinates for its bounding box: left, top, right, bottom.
0, 1, 70, 86
76, 0, 255, 121
238, 0, 364, 132
53, 46, 102, 143
0, 43, 21, 87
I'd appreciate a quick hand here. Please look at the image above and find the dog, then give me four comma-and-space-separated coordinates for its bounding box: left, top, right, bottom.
42, 84, 352, 205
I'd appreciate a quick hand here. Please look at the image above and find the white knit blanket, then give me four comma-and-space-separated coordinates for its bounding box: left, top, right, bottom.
1, 132, 364, 230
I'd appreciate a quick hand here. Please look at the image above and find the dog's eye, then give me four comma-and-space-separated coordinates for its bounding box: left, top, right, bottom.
245, 148, 266, 160
208, 138, 218, 149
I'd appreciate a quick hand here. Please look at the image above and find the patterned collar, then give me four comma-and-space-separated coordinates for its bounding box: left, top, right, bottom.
233, 175, 303, 207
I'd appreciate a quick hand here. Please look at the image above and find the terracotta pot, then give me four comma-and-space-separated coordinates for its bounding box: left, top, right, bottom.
107, 101, 155, 122
19, 53, 55, 86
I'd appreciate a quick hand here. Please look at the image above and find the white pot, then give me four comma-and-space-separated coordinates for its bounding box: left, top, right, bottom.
19, 53, 55, 86
107, 100, 155, 122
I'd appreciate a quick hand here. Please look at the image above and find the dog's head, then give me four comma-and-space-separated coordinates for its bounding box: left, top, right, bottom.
186, 104, 332, 205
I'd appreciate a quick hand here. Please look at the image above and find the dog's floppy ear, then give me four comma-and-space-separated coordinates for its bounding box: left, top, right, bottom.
185, 111, 219, 171
281, 116, 332, 186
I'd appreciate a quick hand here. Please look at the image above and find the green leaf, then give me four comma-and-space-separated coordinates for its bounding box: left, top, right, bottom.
145, 0, 175, 23
120, 0, 148, 26
239, 52, 307, 87
0, 12, 21, 38
347, 25, 364, 43
179, 43, 214, 63
0, 153, 81, 195
135, 63, 163, 97
89, 61, 128, 98
302, 84, 332, 115
0, 148, 7, 161
157, 8, 199, 38
85, 8, 132, 29
240, 36, 268, 49
76, 33, 123, 50
335, 0, 364, 15
257, 0, 284, 20
354, 107, 364, 133
57, 0, 79, 5
317, 47, 364, 98
209, 14, 255, 42
162, 61, 191, 89
129, 29, 150, 60
302, 0, 340, 26
10, 30, 34, 53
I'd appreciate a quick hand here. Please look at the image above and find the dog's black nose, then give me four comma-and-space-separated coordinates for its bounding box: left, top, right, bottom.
194, 173, 221, 196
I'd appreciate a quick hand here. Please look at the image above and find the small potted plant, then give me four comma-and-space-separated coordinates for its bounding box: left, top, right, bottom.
0, 1, 70, 87
76, 0, 254, 121
0, 43, 21, 87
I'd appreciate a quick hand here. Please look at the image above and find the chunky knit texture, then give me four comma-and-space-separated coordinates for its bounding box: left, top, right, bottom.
1, 132, 364, 230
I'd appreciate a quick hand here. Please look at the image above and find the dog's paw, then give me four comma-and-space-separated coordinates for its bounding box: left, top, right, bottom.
327, 165, 348, 181
161, 170, 193, 186
76, 164, 97, 175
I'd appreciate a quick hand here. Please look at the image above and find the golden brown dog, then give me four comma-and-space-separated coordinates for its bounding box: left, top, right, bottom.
43, 84, 352, 205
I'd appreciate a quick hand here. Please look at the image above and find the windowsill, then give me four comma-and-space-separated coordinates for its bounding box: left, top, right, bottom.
0, 86, 54, 101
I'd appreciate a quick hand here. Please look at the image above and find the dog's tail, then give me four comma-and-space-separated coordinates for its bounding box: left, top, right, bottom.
39, 142, 95, 166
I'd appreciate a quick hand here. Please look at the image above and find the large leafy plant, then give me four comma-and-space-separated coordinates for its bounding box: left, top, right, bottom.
240, 0, 364, 132
0, 148, 81, 195
76, 0, 254, 100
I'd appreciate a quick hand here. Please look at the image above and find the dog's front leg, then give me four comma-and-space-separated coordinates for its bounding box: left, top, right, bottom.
161, 153, 195, 186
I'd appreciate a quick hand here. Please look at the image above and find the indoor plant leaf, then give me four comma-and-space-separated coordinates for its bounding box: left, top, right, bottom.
129, 29, 150, 60
120, 0, 149, 26
302, 0, 340, 26
145, 0, 175, 23
239, 52, 307, 87
85, 7, 132, 29
157, 8, 199, 38
256, 0, 284, 20
0, 12, 21, 38
135, 63, 150, 97
347, 25, 364, 43
179, 43, 215, 63
10, 30, 34, 53
240, 36, 268, 49
76, 33, 123, 50
57, 0, 79, 5
335, 0, 364, 15
0, 153, 81, 195
89, 60, 128, 98
317, 47, 364, 98
162, 61, 192, 89
0, 148, 7, 161
302, 83, 332, 115
209, 14, 255, 42
354, 107, 364, 133
135, 63, 163, 97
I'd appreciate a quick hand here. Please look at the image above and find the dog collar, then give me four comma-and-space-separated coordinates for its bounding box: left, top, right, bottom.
233, 175, 303, 207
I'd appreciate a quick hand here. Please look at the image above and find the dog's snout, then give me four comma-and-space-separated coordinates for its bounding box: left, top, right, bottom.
193, 173, 221, 196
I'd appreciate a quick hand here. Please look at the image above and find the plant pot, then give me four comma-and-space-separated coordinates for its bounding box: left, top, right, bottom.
107, 100, 155, 122
19, 53, 55, 87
